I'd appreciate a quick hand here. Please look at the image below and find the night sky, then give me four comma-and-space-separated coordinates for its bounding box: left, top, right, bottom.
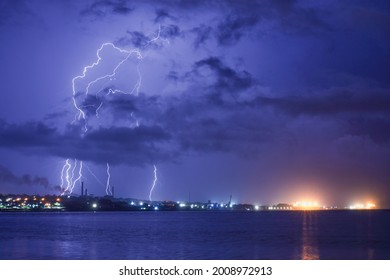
0, 0, 390, 207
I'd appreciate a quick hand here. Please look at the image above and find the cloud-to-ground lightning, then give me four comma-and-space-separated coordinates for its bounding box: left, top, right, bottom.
60, 159, 84, 196
70, 161, 83, 193
61, 26, 168, 196
60, 159, 71, 195
106, 163, 112, 196
148, 165, 158, 201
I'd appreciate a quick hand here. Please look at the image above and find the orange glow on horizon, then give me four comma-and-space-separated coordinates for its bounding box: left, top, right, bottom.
293, 200, 322, 210
349, 202, 376, 210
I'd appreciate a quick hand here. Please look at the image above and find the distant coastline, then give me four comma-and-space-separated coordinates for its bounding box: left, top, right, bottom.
0, 194, 384, 212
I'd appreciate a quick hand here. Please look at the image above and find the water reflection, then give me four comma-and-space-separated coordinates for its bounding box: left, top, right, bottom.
1, 211, 388, 259
365, 213, 375, 260
301, 212, 320, 260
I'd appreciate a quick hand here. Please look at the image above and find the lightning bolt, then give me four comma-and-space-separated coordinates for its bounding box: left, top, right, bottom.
71, 25, 167, 132
60, 159, 84, 196
144, 25, 170, 47
60, 159, 71, 195
69, 159, 78, 187
61, 26, 167, 197
83, 45, 142, 96
70, 161, 83, 193
106, 163, 112, 196
71, 43, 143, 132
95, 102, 103, 118
148, 165, 158, 201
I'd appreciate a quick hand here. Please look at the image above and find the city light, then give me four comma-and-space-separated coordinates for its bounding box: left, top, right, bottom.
293, 201, 322, 210
0, 193, 380, 212
367, 203, 376, 209
349, 202, 376, 210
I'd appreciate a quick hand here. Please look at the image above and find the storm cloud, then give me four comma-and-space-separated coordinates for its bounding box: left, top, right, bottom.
1, 0, 390, 205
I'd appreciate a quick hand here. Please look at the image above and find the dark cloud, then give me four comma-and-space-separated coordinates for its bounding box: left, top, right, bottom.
257, 89, 390, 116
252, 88, 390, 145
132, 87, 390, 192
129, 93, 275, 158
155, 0, 204, 10
107, 94, 137, 114
183, 1, 330, 47
0, 120, 171, 166
79, 94, 104, 117
178, 119, 230, 153
216, 14, 260, 46
115, 25, 181, 48
77, 0, 329, 47
0, 165, 49, 189
161, 24, 182, 39
0, 120, 56, 148
44, 110, 69, 122
116, 30, 150, 48
80, 0, 134, 18
173, 114, 273, 156
166, 70, 179, 82
221, 0, 330, 35
191, 24, 213, 48
74, 125, 171, 164
103, 93, 163, 123
154, 9, 175, 23
348, 117, 390, 144
191, 57, 254, 103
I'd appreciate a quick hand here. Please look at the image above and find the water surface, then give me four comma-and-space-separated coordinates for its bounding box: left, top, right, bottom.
0, 211, 389, 259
